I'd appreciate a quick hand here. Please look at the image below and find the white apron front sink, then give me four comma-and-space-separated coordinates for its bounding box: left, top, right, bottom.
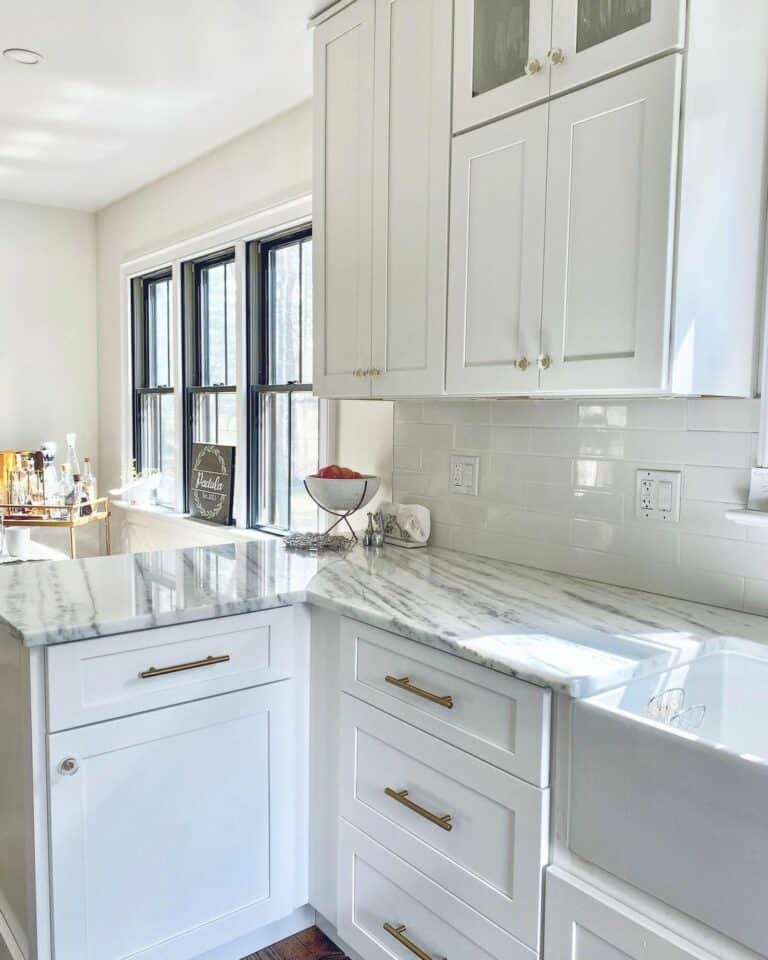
570, 641, 768, 957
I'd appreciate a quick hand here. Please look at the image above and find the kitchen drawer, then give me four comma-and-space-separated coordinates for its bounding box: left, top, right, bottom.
544, 869, 721, 960
46, 608, 295, 731
340, 617, 550, 786
338, 821, 536, 960
340, 695, 547, 949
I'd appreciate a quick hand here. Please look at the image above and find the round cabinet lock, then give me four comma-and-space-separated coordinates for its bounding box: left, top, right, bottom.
58, 757, 79, 775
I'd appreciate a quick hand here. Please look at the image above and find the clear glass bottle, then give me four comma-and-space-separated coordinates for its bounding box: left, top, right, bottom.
65, 433, 81, 477
82, 458, 96, 506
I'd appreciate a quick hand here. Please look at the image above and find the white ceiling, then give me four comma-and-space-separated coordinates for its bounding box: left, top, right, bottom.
0, 0, 330, 211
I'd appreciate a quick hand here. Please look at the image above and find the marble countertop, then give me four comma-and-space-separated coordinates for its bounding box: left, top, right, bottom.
0, 539, 766, 697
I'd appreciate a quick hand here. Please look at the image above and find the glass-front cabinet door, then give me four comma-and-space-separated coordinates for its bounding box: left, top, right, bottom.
550, 0, 685, 94
453, 0, 553, 132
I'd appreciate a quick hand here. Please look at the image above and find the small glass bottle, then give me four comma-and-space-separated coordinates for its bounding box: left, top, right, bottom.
82, 458, 96, 507
65, 433, 81, 477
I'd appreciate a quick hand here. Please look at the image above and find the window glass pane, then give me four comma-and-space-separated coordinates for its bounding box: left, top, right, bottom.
473, 0, 530, 96
147, 277, 172, 387
290, 392, 319, 533
269, 243, 301, 385
301, 239, 313, 383
256, 391, 290, 529
200, 260, 236, 386
138, 391, 176, 504
577, 0, 651, 53
192, 391, 237, 447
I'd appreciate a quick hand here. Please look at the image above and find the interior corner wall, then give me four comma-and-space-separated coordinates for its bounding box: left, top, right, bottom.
94, 98, 394, 539
0, 198, 98, 511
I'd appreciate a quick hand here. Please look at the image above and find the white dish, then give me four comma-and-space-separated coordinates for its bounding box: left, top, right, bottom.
305, 475, 380, 513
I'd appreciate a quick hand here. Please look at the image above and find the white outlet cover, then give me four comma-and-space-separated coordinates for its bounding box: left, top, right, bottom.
450, 454, 480, 497
635, 469, 681, 522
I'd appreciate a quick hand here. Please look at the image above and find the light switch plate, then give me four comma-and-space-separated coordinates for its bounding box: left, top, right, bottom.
450, 454, 479, 497
635, 469, 681, 522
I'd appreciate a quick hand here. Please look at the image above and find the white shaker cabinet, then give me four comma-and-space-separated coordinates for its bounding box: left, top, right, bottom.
48, 683, 299, 960
313, 0, 375, 398
549, 0, 685, 96
453, 0, 685, 133
313, 0, 451, 398
446, 105, 548, 395
453, 0, 553, 133
539, 54, 681, 392
369, 0, 451, 396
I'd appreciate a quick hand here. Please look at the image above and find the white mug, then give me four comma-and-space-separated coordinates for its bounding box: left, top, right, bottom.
5, 527, 31, 561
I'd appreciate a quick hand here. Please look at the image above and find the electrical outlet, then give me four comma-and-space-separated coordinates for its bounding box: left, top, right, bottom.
449, 454, 479, 497
635, 469, 681, 522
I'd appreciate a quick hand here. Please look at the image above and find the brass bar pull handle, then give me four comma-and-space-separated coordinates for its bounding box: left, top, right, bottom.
385, 675, 453, 709
139, 654, 230, 679
385, 788, 453, 832
383, 923, 446, 960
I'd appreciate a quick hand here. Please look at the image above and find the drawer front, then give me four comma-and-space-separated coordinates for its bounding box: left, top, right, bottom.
544, 869, 720, 960
47, 608, 295, 731
340, 695, 548, 949
340, 617, 550, 785
338, 821, 536, 960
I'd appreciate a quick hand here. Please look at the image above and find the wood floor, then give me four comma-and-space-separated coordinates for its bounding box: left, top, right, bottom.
242, 925, 347, 960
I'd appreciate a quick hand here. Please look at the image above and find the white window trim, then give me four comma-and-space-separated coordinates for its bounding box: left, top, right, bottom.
120, 194, 331, 528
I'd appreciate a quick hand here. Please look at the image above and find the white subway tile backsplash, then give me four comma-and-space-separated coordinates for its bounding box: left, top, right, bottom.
683, 466, 751, 503
393, 446, 421, 472
578, 398, 687, 430
687, 398, 760, 433
393, 397, 761, 614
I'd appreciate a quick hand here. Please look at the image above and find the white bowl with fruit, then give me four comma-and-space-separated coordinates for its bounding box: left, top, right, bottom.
304, 466, 380, 514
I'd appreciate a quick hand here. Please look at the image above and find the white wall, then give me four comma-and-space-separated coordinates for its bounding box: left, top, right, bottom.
95, 99, 393, 548
393, 397, 765, 614
0, 199, 98, 555
0, 199, 97, 462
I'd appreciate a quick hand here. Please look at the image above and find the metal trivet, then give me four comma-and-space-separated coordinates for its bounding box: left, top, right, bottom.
284, 532, 354, 553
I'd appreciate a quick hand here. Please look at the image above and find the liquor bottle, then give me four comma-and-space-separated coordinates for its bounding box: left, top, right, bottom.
67, 473, 82, 510
65, 433, 81, 477
82, 458, 96, 507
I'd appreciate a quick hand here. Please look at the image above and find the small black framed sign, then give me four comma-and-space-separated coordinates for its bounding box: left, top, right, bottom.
188, 443, 235, 525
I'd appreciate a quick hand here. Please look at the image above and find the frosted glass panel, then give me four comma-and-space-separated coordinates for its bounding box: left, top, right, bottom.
473, 0, 530, 96
577, 0, 651, 53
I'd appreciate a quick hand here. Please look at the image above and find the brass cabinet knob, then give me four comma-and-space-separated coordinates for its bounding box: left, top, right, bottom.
515, 356, 530, 371
548, 48, 566, 65
525, 58, 543, 75
367, 368, 382, 377
353, 368, 364, 377
58, 758, 79, 775
538, 354, 552, 369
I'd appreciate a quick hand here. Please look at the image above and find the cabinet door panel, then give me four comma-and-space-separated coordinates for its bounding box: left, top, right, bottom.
540, 55, 680, 392
454, 0, 553, 132
313, 0, 374, 397
545, 869, 720, 960
551, 0, 685, 94
370, 0, 451, 396
447, 106, 547, 395
48, 683, 298, 960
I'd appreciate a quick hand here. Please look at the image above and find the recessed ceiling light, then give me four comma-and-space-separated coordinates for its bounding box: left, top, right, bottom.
3, 48, 44, 65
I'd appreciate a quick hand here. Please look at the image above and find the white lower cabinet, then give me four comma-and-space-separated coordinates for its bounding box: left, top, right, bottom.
544, 870, 723, 960
339, 695, 548, 950
48, 682, 301, 960
338, 821, 537, 960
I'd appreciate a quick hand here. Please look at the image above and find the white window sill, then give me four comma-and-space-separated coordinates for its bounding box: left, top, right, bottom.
110, 500, 280, 543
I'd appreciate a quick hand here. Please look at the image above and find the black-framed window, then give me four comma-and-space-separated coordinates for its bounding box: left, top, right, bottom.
131, 268, 176, 501
248, 227, 319, 533
182, 249, 238, 508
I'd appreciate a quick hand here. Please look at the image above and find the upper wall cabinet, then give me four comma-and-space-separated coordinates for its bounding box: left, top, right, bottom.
453, 0, 685, 133
313, 0, 450, 398
453, 0, 553, 132
313, 0, 375, 398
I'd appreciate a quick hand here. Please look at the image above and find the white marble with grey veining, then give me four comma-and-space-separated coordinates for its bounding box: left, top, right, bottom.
1, 540, 767, 696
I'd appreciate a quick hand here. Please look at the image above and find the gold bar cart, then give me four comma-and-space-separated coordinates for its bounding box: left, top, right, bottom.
1, 497, 111, 559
